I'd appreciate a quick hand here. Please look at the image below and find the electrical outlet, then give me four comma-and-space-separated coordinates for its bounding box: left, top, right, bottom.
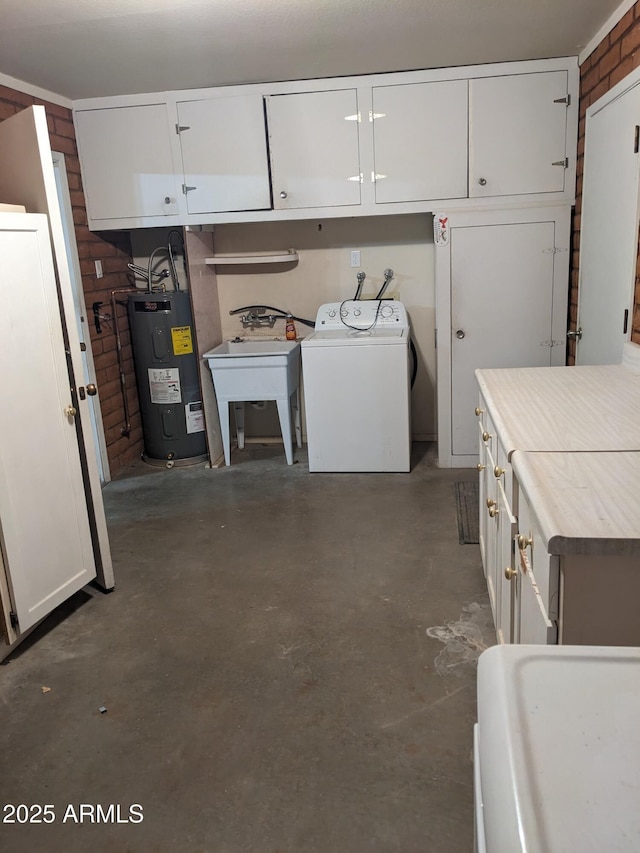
350, 250, 361, 268
94, 260, 103, 279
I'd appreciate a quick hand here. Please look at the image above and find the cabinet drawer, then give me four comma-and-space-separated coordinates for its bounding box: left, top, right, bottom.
517, 494, 559, 619
517, 560, 558, 644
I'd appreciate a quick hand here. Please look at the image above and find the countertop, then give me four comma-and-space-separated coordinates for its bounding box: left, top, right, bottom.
511, 450, 640, 555
476, 359, 640, 457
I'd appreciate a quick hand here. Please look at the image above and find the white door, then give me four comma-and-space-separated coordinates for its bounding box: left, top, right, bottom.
177, 94, 271, 214
267, 89, 361, 209
450, 221, 556, 457
469, 71, 569, 197
372, 79, 468, 203
53, 152, 109, 484
0, 214, 97, 636
576, 82, 640, 365
0, 106, 114, 590
74, 103, 179, 222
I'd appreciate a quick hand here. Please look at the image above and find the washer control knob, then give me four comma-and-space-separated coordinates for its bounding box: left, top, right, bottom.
380, 304, 394, 318
328, 309, 337, 317
340, 308, 349, 318
354, 308, 361, 316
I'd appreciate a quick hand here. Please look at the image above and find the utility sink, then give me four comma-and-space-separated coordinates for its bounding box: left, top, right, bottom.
203, 339, 302, 466
207, 339, 300, 357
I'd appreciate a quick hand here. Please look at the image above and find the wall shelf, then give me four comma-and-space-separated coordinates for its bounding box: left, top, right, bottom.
205, 249, 298, 266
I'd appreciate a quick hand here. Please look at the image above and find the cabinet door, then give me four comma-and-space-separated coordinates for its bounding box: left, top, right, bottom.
75, 103, 179, 221
177, 95, 271, 214
372, 80, 468, 203
469, 71, 569, 197
450, 219, 556, 458
496, 481, 517, 643
267, 89, 361, 209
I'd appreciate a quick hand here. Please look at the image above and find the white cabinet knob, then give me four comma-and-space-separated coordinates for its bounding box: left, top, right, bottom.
478, 177, 487, 186
280, 191, 287, 199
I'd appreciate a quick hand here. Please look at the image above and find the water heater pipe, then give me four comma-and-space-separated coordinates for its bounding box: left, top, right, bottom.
111, 288, 139, 436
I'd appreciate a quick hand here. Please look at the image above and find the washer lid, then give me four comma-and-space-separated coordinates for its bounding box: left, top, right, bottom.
302, 327, 407, 347
477, 645, 640, 853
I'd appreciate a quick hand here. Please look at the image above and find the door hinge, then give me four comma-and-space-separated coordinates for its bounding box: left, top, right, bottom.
541, 340, 565, 347
624, 309, 629, 334
175, 124, 190, 134
9, 610, 18, 630
182, 184, 196, 194
551, 158, 569, 168
634, 126, 639, 154
553, 95, 571, 106
543, 247, 568, 254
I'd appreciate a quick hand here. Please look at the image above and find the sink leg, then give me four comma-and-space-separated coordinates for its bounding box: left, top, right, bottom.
276, 398, 294, 465
292, 389, 302, 448
234, 402, 246, 450
216, 398, 232, 466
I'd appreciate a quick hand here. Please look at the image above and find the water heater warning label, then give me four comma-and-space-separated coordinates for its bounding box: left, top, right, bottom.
171, 325, 193, 355
148, 368, 181, 404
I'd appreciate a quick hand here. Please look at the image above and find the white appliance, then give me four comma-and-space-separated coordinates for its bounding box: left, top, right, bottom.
474, 645, 640, 853
301, 300, 411, 472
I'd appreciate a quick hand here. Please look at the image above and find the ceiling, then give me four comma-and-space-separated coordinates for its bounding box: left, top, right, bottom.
0, 0, 623, 101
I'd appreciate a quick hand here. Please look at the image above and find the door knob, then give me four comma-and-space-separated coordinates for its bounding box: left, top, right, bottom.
566, 327, 583, 340
456, 329, 465, 339
64, 405, 77, 418
86, 383, 97, 396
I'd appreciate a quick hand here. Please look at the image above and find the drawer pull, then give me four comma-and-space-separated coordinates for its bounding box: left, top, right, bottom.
482, 430, 491, 442
475, 406, 483, 416
488, 506, 498, 518
494, 465, 504, 478
504, 567, 517, 580
477, 462, 485, 472
517, 533, 533, 549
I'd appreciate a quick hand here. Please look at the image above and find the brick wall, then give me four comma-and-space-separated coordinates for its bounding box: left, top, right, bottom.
0, 85, 143, 477
571, 3, 640, 362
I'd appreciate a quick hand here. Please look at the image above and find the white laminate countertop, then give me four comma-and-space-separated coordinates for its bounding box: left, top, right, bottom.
511, 450, 640, 555
476, 362, 640, 457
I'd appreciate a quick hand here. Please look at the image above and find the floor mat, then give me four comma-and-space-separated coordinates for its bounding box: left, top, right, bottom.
454, 480, 479, 545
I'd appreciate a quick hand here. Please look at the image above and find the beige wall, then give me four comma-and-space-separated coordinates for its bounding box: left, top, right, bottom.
213, 214, 436, 439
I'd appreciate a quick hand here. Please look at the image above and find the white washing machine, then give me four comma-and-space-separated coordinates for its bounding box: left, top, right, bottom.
301, 300, 411, 472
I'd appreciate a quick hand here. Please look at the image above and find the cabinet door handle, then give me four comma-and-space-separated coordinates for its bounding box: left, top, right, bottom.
494, 466, 504, 478
280, 191, 288, 199
477, 463, 485, 472
477, 177, 487, 186
488, 506, 498, 518
475, 406, 483, 416
517, 533, 532, 549
504, 567, 517, 580
482, 431, 491, 442
486, 498, 496, 508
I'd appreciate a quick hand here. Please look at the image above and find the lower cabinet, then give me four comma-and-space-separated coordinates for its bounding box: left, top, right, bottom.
477, 392, 640, 646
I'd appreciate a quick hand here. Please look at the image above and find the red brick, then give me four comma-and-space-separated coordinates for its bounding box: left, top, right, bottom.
599, 41, 622, 78
621, 24, 640, 58
610, 55, 635, 88
611, 8, 636, 45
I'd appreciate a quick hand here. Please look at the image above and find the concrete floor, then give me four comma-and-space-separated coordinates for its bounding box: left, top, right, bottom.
0, 442, 494, 852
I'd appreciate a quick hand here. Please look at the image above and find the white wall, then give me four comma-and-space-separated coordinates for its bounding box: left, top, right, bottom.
213, 214, 436, 439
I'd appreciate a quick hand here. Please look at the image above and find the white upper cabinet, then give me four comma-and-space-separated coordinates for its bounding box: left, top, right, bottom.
469, 70, 570, 197
266, 89, 362, 209
176, 94, 271, 214
75, 103, 179, 223
372, 80, 468, 203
